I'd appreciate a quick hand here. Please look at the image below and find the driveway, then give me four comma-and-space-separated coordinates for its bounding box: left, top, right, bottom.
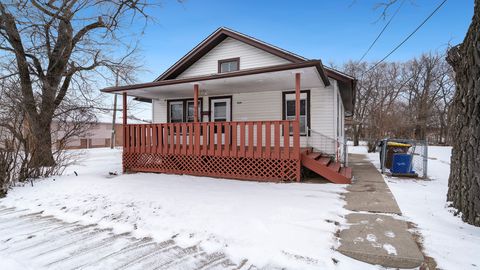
0, 206, 254, 270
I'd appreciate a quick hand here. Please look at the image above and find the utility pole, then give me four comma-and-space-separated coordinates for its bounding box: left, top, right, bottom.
110, 72, 119, 149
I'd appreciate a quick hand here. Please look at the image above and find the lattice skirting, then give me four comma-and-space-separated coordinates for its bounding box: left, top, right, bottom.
123, 153, 300, 182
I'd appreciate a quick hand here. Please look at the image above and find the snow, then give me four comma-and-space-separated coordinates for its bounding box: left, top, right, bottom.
366, 234, 377, 242
0, 148, 365, 269
384, 231, 395, 238
0, 255, 33, 270
382, 244, 397, 256
349, 144, 480, 270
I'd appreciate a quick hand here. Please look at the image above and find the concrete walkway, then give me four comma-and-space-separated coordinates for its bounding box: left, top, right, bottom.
337, 154, 424, 268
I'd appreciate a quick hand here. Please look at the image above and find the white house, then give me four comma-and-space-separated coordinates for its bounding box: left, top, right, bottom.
101, 27, 356, 184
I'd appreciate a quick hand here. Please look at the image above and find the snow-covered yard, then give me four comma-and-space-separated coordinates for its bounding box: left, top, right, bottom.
350, 145, 480, 270
3, 145, 478, 269
0, 148, 358, 269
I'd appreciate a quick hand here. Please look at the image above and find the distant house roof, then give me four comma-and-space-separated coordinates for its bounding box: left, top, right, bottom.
95, 110, 150, 124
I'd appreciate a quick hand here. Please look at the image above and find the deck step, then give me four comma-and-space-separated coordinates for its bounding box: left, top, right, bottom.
339, 167, 352, 179
318, 157, 331, 166
327, 162, 341, 173
307, 152, 321, 160
301, 151, 351, 184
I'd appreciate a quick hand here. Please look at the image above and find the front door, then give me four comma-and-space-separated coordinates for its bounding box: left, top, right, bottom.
210, 98, 231, 122
210, 98, 231, 144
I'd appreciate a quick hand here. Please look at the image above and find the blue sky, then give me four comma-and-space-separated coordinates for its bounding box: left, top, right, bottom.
132, 0, 472, 82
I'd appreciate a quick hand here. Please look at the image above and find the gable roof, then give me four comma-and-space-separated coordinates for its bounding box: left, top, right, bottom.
155, 27, 308, 81
152, 27, 356, 115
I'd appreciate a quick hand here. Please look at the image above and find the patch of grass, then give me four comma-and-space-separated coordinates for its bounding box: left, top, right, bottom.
407, 222, 438, 270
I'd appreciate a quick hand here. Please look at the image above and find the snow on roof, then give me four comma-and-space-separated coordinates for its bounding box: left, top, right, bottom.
95, 110, 150, 124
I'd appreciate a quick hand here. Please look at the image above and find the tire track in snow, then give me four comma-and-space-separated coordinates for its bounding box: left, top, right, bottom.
0, 206, 253, 269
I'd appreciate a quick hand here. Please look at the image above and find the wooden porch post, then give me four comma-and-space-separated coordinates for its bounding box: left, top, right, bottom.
194, 84, 199, 122
294, 73, 301, 182
193, 84, 201, 155
122, 92, 127, 125
122, 92, 127, 173
295, 73, 301, 123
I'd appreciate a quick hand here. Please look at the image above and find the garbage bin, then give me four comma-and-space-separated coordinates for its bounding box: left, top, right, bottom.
385, 142, 411, 169
391, 153, 414, 174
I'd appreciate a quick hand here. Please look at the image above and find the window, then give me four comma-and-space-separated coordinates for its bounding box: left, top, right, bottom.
218, 58, 239, 73
169, 101, 183, 123
167, 99, 202, 123
282, 91, 310, 135
186, 100, 202, 122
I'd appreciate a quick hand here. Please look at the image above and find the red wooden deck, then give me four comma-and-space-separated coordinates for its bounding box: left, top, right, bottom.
122, 120, 301, 182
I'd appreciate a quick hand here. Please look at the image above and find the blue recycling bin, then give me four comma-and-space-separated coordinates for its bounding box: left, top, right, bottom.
391, 153, 414, 174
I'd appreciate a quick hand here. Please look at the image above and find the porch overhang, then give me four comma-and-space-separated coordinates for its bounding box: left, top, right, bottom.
101, 60, 329, 97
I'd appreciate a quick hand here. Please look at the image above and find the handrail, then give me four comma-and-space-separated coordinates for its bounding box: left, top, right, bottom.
123, 119, 294, 126
308, 127, 336, 140
123, 120, 300, 160
306, 127, 347, 166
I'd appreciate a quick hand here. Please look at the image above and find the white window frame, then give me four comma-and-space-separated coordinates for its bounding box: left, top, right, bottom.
210, 98, 231, 122
284, 92, 308, 135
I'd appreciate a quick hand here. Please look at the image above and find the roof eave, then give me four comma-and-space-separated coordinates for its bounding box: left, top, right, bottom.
101, 60, 330, 93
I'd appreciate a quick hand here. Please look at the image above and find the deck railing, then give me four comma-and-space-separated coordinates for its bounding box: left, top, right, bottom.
123, 120, 300, 160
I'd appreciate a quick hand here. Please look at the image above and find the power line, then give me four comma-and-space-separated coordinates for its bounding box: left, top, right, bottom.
362, 0, 448, 76
359, 0, 406, 62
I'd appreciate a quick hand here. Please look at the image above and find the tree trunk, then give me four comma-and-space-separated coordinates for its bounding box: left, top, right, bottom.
353, 124, 361, 146
446, 0, 480, 227
29, 117, 55, 167
414, 108, 428, 140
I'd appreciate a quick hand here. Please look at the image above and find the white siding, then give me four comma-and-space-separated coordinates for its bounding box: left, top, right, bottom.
232, 91, 281, 121
152, 99, 168, 123
151, 84, 337, 153
177, 37, 291, 78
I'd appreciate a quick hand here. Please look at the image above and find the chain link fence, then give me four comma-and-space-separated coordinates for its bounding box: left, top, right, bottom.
379, 138, 428, 178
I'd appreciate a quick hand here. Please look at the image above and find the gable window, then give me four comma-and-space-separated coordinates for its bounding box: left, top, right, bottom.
167, 99, 202, 123
282, 91, 310, 135
218, 58, 239, 73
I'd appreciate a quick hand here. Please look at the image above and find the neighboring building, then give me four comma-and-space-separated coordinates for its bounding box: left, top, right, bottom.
101, 27, 356, 183
53, 112, 149, 149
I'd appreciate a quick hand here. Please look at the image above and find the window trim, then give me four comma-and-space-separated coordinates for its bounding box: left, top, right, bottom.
282, 90, 311, 136
218, 57, 240, 73
166, 98, 203, 123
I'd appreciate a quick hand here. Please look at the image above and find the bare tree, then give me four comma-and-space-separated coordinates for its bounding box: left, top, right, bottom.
0, 62, 97, 196
401, 53, 451, 140
0, 1, 153, 168
343, 52, 454, 147
431, 61, 455, 144
343, 61, 370, 146
344, 61, 407, 150
446, 0, 480, 227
